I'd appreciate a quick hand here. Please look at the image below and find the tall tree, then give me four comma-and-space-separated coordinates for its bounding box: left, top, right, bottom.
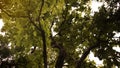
0, 0, 120, 68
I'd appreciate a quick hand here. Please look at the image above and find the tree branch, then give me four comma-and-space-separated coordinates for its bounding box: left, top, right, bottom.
31, 46, 37, 53
49, 2, 70, 68
1, 9, 28, 18
28, 14, 42, 32
76, 37, 108, 68
51, 1, 69, 37
50, 22, 66, 68
76, 43, 99, 68
37, 0, 44, 28
38, 0, 44, 19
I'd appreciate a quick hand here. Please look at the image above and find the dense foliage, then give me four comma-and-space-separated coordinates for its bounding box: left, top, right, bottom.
0, 0, 120, 68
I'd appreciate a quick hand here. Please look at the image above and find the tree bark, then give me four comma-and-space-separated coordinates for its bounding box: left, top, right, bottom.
75, 33, 105, 68
41, 31, 47, 68
75, 44, 99, 68
75, 38, 109, 68
55, 45, 66, 68
51, 38, 66, 68
28, 15, 48, 68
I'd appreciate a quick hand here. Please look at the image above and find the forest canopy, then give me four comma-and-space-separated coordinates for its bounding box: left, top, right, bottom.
0, 0, 120, 68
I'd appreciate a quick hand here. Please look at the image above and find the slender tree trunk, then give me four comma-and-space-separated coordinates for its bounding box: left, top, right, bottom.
41, 31, 47, 68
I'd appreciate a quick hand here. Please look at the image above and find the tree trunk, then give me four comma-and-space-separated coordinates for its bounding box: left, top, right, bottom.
51, 37, 66, 68
41, 31, 47, 68
55, 45, 66, 68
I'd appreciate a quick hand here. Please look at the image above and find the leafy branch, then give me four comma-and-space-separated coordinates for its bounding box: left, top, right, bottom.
1, 9, 28, 18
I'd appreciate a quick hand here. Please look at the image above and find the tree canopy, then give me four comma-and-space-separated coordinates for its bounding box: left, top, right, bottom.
0, 0, 120, 68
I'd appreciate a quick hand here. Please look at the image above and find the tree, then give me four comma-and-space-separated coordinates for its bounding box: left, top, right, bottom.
0, 35, 15, 68
92, 0, 120, 67
0, 0, 120, 68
